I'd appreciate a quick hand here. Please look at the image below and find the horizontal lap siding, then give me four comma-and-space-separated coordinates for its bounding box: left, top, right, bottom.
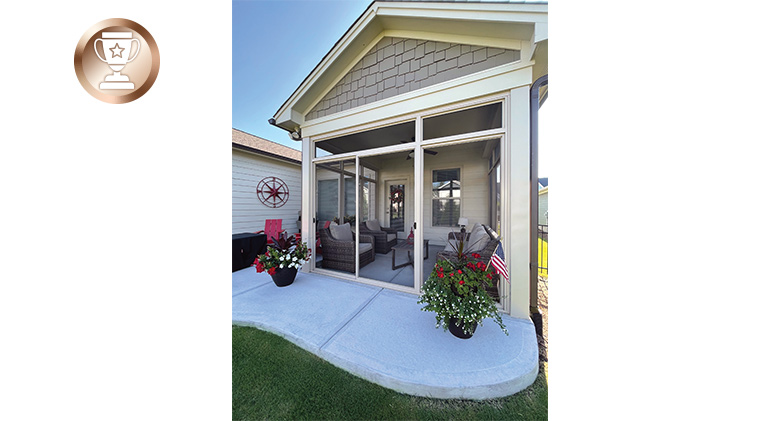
232, 149, 302, 235
423, 144, 489, 246
369, 144, 489, 247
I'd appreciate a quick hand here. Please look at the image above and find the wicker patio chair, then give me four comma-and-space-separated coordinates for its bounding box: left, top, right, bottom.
319, 227, 375, 273
358, 220, 398, 254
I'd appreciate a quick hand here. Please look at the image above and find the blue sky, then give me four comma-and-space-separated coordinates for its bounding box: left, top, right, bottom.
232, 0, 373, 149
232, 0, 548, 177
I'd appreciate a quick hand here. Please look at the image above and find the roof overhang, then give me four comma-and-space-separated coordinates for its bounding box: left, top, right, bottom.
272, 1, 548, 134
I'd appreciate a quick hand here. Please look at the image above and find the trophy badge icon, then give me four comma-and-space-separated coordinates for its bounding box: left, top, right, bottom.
94, 32, 140, 90
75, 19, 159, 103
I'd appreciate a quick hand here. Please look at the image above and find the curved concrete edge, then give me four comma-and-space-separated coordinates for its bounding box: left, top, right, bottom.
317, 345, 539, 400
318, 314, 539, 400
232, 320, 323, 359
233, 317, 540, 400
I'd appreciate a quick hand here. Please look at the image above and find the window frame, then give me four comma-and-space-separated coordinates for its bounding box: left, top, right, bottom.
431, 167, 462, 227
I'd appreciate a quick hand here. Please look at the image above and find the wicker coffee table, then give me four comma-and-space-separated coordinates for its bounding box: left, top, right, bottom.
391, 239, 429, 270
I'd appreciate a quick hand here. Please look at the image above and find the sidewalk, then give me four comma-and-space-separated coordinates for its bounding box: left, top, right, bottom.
232, 267, 538, 400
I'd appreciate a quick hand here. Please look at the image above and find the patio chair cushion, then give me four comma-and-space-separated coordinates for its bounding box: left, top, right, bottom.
386, 233, 396, 242
366, 219, 381, 232
358, 242, 373, 254
466, 224, 489, 252
330, 223, 352, 241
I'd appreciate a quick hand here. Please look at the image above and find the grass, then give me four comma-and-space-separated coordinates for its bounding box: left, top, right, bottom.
233, 326, 548, 420
538, 237, 548, 278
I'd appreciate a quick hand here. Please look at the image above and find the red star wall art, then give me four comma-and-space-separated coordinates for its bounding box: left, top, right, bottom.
256, 176, 290, 208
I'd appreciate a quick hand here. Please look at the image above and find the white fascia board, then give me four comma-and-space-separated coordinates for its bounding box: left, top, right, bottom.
376, 1, 548, 23
534, 22, 548, 44
273, 4, 380, 124
302, 61, 534, 139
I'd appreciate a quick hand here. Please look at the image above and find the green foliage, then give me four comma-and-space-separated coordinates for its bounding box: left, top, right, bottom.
233, 326, 548, 420
418, 257, 508, 336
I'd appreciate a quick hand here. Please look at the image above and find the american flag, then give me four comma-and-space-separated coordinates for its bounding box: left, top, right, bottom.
491, 242, 509, 282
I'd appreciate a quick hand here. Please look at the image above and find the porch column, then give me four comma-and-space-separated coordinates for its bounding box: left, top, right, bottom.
508, 86, 531, 319
301, 136, 312, 273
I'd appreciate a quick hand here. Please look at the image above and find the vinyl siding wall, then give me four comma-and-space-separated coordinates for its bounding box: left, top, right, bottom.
368, 143, 489, 246
232, 149, 302, 235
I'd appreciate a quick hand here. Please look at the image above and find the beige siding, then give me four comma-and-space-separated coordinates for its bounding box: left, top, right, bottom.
423, 143, 489, 246
368, 143, 489, 246
232, 149, 302, 235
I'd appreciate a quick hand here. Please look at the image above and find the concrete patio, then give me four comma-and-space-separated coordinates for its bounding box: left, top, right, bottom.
232, 266, 539, 400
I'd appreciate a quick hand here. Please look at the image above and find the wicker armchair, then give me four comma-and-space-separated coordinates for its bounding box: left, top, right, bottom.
436, 224, 501, 299
358, 221, 398, 254
319, 228, 375, 273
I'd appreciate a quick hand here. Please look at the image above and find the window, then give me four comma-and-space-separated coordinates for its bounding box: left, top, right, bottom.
432, 168, 461, 226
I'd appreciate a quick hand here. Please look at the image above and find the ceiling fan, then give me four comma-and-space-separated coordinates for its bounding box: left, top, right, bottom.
400, 137, 438, 160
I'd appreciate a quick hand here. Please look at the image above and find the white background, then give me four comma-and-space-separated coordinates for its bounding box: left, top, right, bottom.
1, 2, 230, 419
2, 1, 779, 419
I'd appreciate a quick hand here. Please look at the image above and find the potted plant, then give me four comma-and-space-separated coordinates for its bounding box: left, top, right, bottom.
418, 234, 507, 339
253, 232, 311, 287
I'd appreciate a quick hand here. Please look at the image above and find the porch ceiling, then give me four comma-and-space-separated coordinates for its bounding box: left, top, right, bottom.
272, 1, 548, 133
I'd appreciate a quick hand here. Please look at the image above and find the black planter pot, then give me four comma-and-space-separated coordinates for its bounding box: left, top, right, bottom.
270, 267, 297, 287
448, 318, 477, 339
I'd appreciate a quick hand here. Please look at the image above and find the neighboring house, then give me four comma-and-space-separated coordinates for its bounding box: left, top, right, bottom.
538, 186, 548, 225
538, 177, 548, 190
269, 1, 547, 319
232, 128, 302, 235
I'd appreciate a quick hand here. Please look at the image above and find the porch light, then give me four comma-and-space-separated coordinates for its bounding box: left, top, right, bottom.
458, 217, 469, 234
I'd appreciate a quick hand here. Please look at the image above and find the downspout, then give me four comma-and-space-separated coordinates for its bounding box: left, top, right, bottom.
529, 74, 548, 317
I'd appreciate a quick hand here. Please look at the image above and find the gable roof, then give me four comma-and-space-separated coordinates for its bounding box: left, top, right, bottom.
232, 128, 302, 164
538, 177, 548, 188
271, 0, 548, 133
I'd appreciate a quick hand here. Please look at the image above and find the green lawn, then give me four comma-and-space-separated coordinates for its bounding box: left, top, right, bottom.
233, 326, 548, 420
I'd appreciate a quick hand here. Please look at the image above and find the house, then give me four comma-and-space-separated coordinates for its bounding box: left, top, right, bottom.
232, 128, 302, 235
269, 0, 547, 319
538, 177, 548, 190
539, 184, 548, 226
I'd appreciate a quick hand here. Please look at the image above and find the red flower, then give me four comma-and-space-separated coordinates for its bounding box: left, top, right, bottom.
449, 273, 454, 277
487, 273, 493, 280
256, 264, 265, 273
438, 273, 444, 278
268, 267, 277, 276
253, 257, 259, 266
459, 280, 464, 285
467, 263, 476, 270
477, 261, 487, 270
457, 270, 462, 274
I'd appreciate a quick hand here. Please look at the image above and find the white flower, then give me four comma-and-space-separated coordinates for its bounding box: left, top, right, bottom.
280, 263, 286, 268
